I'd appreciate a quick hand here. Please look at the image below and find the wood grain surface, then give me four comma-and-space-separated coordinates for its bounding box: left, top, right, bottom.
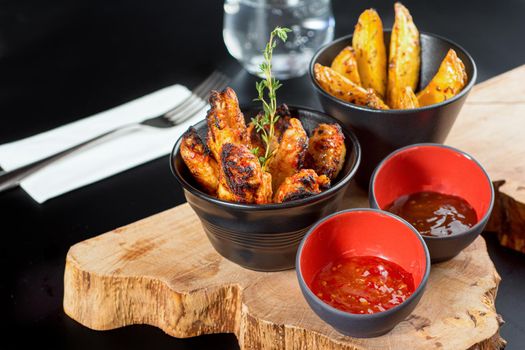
446, 65, 525, 253
62, 64, 525, 349
64, 200, 504, 349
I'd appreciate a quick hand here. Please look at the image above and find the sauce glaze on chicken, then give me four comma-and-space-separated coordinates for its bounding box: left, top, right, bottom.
180, 87, 347, 204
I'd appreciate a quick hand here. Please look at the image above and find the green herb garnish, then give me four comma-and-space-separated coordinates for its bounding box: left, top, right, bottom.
251, 26, 291, 171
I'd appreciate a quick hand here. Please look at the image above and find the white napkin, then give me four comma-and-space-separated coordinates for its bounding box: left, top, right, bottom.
0, 84, 207, 203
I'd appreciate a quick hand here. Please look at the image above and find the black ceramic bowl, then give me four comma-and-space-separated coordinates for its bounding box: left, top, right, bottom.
170, 106, 361, 271
296, 209, 430, 338
309, 31, 477, 188
369, 144, 494, 263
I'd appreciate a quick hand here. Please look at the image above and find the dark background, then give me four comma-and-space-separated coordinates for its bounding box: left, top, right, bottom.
1, 0, 524, 348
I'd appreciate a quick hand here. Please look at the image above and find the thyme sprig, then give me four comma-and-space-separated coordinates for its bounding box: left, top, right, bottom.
251, 26, 291, 171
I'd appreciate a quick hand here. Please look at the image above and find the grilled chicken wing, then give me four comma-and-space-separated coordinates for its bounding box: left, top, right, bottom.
247, 104, 292, 158
246, 116, 275, 159
306, 123, 347, 180
274, 169, 330, 203
206, 88, 248, 161
259, 172, 273, 204
217, 143, 272, 204
180, 127, 219, 194
267, 117, 308, 190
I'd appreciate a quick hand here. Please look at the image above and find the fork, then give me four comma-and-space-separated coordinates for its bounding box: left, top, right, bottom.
0, 70, 230, 193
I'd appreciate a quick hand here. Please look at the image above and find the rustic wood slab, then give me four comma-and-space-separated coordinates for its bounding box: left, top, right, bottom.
446, 65, 525, 253
64, 201, 504, 349
63, 65, 525, 349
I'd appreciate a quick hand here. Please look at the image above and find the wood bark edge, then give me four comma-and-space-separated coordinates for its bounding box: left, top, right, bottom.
63, 252, 505, 349
487, 180, 525, 253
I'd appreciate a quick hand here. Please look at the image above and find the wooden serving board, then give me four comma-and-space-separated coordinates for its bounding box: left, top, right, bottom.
63, 66, 525, 349
446, 65, 525, 253
64, 198, 504, 349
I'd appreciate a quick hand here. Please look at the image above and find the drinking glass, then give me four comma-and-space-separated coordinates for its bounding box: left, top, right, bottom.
223, 0, 335, 79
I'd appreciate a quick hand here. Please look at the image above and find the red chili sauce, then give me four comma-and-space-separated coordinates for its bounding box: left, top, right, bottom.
385, 191, 477, 237
311, 255, 415, 314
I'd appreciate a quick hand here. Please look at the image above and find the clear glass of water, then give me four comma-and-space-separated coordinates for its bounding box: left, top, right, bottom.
223, 0, 335, 79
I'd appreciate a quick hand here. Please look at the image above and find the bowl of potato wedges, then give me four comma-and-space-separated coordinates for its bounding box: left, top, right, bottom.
309, 3, 476, 188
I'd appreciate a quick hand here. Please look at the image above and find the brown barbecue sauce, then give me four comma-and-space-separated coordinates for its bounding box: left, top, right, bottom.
386, 191, 477, 237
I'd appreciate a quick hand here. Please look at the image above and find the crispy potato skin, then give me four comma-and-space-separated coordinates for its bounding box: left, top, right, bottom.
306, 123, 346, 180
417, 49, 468, 106
274, 169, 330, 203
268, 117, 308, 191
395, 86, 419, 109
180, 127, 219, 194
365, 88, 390, 110
217, 143, 272, 204
330, 46, 361, 85
352, 9, 387, 99
314, 63, 389, 110
206, 87, 248, 161
387, 3, 421, 108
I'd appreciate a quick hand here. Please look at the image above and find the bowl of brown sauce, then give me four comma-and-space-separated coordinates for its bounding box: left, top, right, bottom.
369, 143, 494, 262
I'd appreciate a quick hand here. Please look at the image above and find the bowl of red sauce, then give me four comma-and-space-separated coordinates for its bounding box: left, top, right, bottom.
296, 209, 430, 338
369, 143, 494, 262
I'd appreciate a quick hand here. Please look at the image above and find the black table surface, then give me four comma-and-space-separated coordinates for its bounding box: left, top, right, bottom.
1, 0, 524, 349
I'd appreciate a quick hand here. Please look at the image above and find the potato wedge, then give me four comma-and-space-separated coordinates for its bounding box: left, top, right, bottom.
394, 86, 419, 109
387, 2, 421, 108
417, 49, 468, 106
314, 63, 389, 110
330, 46, 361, 85
352, 9, 387, 99
365, 89, 390, 110
315, 63, 367, 105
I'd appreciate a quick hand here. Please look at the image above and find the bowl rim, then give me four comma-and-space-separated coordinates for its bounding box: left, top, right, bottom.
368, 143, 495, 241
170, 104, 361, 211
308, 30, 478, 114
295, 208, 431, 319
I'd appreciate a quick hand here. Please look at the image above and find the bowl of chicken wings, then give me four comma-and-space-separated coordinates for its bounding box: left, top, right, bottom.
170, 88, 361, 271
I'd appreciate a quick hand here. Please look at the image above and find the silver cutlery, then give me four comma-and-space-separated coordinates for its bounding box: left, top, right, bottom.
0, 70, 230, 193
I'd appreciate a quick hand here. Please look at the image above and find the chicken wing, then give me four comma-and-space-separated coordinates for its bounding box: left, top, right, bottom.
306, 123, 347, 180
275, 103, 292, 124
217, 143, 272, 204
247, 104, 292, 158
180, 127, 219, 194
206, 87, 248, 161
274, 169, 331, 203
259, 172, 273, 205
267, 117, 308, 190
